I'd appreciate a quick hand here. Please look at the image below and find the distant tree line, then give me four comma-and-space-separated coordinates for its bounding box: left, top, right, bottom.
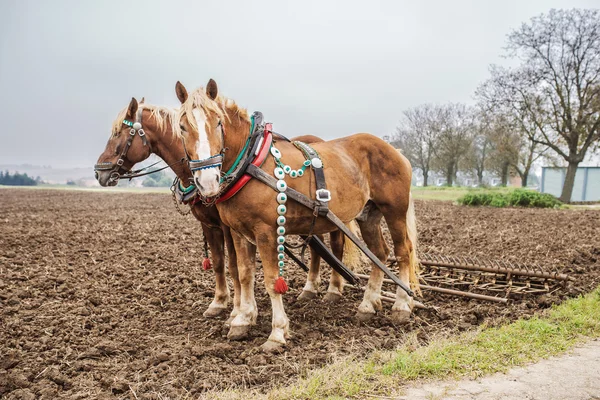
0, 171, 40, 186
392, 9, 600, 202
142, 171, 172, 187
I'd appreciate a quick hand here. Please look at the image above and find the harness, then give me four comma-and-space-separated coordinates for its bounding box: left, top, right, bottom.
180, 111, 415, 299
94, 109, 181, 183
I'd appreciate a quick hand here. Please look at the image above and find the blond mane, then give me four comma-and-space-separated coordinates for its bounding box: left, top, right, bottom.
173, 86, 249, 138
111, 104, 178, 138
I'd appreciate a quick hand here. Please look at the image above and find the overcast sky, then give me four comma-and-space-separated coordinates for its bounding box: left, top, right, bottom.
0, 0, 597, 168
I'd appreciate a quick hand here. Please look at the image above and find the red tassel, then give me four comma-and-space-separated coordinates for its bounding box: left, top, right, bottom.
274, 276, 288, 294
202, 257, 212, 271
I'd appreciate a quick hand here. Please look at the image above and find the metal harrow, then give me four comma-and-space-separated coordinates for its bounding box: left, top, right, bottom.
418, 253, 571, 299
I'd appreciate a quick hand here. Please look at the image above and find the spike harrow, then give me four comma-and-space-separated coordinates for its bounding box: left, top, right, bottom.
417, 253, 571, 298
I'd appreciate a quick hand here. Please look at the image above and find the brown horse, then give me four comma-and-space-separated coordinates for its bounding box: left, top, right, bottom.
95, 98, 239, 319
174, 79, 419, 351
95, 98, 359, 320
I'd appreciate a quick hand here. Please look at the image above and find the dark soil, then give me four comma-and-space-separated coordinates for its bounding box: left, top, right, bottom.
1, 189, 598, 399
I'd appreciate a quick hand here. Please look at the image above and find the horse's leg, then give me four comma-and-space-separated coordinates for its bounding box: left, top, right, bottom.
378, 198, 417, 324
323, 231, 345, 303
257, 232, 290, 352
227, 230, 258, 340
201, 223, 230, 317
356, 207, 389, 322
222, 225, 241, 325
298, 235, 322, 301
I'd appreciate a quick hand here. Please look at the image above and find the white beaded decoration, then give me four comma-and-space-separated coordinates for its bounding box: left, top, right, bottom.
270, 144, 316, 282
276, 180, 287, 192
277, 193, 287, 204
270, 147, 282, 159
274, 167, 284, 179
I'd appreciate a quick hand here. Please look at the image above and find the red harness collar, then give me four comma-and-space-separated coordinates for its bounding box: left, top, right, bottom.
217, 123, 273, 203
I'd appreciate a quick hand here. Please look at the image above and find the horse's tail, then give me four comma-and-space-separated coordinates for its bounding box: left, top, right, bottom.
342, 220, 364, 273
406, 193, 421, 295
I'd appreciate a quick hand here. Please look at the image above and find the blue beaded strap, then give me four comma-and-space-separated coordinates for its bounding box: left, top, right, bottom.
178, 180, 195, 194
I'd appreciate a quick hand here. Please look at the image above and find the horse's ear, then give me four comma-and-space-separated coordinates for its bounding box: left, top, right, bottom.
139, 97, 145, 104
206, 79, 218, 100
126, 97, 138, 119
175, 81, 188, 104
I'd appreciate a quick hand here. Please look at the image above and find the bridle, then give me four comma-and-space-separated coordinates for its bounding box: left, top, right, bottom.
95, 108, 180, 183
182, 119, 227, 180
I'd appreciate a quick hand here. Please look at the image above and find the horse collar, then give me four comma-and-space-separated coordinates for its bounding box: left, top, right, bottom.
215, 121, 272, 203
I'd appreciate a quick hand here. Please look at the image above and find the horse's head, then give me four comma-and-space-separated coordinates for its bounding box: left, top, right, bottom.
175, 79, 225, 197
95, 97, 153, 186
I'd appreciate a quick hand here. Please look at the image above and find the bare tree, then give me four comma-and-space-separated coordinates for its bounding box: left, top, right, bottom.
478, 9, 600, 202
464, 111, 496, 185
432, 103, 475, 186
463, 133, 491, 185
392, 104, 442, 186
486, 115, 521, 186
476, 100, 550, 187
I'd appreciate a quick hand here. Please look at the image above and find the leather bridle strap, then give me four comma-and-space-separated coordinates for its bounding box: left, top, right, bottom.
293, 141, 330, 217
94, 108, 154, 182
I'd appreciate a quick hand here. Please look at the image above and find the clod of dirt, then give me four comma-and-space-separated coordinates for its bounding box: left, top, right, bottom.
46, 367, 72, 389
6, 388, 36, 400
147, 353, 170, 366
0, 354, 20, 370
246, 354, 268, 367
6, 296, 20, 306
55, 274, 70, 284
88, 296, 102, 306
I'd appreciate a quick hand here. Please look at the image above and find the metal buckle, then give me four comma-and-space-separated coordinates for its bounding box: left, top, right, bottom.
316, 189, 331, 202
129, 129, 136, 136
138, 129, 146, 137
117, 159, 125, 166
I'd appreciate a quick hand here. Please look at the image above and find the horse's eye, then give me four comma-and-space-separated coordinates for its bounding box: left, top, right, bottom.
115, 145, 121, 155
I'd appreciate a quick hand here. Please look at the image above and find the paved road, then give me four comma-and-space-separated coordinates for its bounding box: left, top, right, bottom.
397, 339, 600, 400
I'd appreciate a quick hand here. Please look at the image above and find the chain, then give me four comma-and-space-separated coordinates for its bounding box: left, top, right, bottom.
170, 183, 192, 216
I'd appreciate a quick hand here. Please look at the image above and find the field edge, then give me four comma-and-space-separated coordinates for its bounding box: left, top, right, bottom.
207, 286, 600, 400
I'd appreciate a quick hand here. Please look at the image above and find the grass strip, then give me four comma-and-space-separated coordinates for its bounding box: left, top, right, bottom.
209, 287, 600, 399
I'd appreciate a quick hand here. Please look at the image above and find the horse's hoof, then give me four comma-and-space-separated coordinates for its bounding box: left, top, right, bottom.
323, 292, 342, 303
223, 315, 236, 328
355, 311, 375, 323
391, 309, 412, 324
260, 340, 285, 353
203, 305, 228, 318
227, 325, 250, 341
297, 290, 317, 301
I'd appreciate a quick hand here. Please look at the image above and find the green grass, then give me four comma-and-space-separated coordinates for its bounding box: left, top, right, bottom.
207, 287, 600, 400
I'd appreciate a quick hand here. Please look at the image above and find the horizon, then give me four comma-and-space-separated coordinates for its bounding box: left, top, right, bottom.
1, 1, 598, 169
